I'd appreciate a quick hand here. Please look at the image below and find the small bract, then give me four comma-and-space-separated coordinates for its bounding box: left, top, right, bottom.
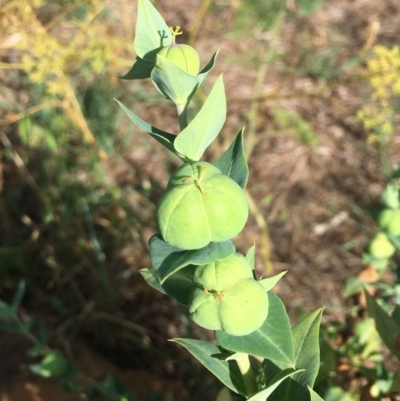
189, 253, 269, 336
156, 162, 248, 250
369, 232, 396, 259
158, 44, 200, 76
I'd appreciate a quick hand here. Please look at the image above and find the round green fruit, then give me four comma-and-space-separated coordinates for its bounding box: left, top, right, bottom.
378, 209, 400, 236
369, 232, 396, 259
156, 162, 248, 250
189, 253, 269, 336
40, 350, 69, 378
158, 44, 200, 76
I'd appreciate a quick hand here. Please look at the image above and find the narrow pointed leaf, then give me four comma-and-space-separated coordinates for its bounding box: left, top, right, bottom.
151, 55, 199, 106
214, 129, 248, 188
291, 308, 323, 387
12, 281, 26, 308
149, 234, 235, 283
174, 75, 226, 161
246, 245, 256, 271
141, 265, 197, 306
171, 338, 246, 395
308, 387, 326, 401
216, 293, 294, 366
140, 268, 165, 295
198, 50, 220, 86
258, 272, 287, 292
365, 290, 400, 360
116, 99, 183, 158
248, 369, 304, 401
161, 264, 197, 305
134, 0, 172, 60
120, 57, 155, 80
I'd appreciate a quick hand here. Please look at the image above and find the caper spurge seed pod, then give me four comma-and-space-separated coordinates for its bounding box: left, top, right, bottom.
156, 162, 248, 250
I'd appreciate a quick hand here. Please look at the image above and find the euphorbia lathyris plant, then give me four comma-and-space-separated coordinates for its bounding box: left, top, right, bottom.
117, 1, 325, 399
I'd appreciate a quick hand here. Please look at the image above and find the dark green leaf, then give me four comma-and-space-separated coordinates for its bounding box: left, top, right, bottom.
216, 293, 294, 366
151, 55, 199, 106
214, 129, 248, 189
120, 57, 155, 80
308, 387, 326, 401
365, 290, 400, 360
174, 75, 226, 161
12, 281, 26, 308
140, 268, 166, 295
172, 338, 246, 395
291, 309, 323, 387
161, 265, 197, 305
149, 234, 235, 283
248, 369, 304, 401
134, 0, 172, 60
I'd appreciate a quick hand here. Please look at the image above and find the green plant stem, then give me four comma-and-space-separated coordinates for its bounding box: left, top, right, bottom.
177, 104, 188, 131
236, 353, 257, 396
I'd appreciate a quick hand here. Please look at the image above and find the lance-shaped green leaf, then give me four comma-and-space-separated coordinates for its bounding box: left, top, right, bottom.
161, 264, 197, 305
248, 369, 304, 401
214, 129, 248, 189
308, 387, 326, 401
134, 0, 172, 61
140, 268, 165, 295
174, 75, 226, 161
291, 308, 323, 388
265, 309, 323, 401
149, 234, 235, 283
116, 99, 185, 159
171, 338, 247, 395
258, 271, 287, 292
216, 293, 294, 366
141, 265, 197, 306
198, 50, 220, 86
120, 57, 155, 80
365, 290, 400, 360
246, 245, 256, 271
151, 55, 199, 106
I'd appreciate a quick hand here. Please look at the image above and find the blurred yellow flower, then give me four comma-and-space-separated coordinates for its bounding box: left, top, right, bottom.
358, 45, 400, 142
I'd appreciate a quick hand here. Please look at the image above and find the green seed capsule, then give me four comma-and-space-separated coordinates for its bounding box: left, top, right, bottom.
189, 253, 269, 336
158, 44, 200, 76
378, 209, 400, 236
369, 232, 396, 259
156, 162, 248, 250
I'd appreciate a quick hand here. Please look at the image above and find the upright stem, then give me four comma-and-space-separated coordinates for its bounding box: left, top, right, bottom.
236, 353, 257, 395
177, 103, 188, 131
